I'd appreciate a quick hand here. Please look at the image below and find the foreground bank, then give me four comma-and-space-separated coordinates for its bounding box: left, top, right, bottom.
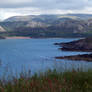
0, 69, 92, 92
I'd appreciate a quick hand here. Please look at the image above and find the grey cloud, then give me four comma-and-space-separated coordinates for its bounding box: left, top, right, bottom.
0, 0, 92, 20
0, 0, 89, 10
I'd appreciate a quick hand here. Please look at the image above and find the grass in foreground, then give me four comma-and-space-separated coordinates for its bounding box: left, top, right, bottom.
0, 69, 92, 92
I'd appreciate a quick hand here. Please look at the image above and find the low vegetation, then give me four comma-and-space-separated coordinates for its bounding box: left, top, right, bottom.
0, 69, 92, 92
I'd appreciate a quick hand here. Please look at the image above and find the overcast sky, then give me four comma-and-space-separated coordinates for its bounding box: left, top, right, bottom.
0, 0, 92, 20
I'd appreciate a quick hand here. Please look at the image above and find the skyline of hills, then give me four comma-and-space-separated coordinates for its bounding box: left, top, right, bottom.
1, 14, 92, 38
3, 14, 92, 22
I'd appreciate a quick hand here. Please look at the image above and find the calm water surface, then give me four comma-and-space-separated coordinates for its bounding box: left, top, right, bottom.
0, 38, 91, 76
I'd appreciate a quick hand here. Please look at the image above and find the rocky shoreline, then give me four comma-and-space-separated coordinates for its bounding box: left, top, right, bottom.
55, 38, 92, 62
55, 38, 92, 52
56, 54, 92, 62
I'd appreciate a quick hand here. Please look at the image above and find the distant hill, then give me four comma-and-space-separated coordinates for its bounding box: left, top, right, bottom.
4, 14, 92, 22
67, 14, 92, 19
1, 14, 92, 38
4, 14, 80, 22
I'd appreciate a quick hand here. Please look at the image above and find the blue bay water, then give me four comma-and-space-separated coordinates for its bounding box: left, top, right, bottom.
0, 38, 92, 77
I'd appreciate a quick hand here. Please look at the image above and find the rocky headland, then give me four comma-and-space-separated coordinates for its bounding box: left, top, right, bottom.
55, 38, 92, 62
55, 38, 92, 52
56, 54, 92, 62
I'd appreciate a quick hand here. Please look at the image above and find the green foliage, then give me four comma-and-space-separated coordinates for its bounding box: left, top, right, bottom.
0, 70, 92, 92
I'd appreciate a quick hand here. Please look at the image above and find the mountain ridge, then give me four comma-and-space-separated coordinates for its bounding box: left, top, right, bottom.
1, 14, 92, 38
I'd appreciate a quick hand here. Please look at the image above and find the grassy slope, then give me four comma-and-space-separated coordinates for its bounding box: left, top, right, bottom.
0, 70, 92, 92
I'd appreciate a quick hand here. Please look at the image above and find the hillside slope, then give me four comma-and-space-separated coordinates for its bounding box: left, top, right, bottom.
1, 14, 92, 38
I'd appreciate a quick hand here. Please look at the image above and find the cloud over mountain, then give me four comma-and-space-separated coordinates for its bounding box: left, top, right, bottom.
0, 0, 92, 20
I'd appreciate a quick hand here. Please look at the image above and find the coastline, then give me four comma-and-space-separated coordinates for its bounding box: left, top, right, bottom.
5, 36, 82, 39
56, 54, 92, 62
0, 36, 83, 40
5, 36, 32, 39
55, 38, 92, 62
5, 37, 66, 39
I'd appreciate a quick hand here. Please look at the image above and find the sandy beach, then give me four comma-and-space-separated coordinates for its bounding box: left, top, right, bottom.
6, 36, 31, 39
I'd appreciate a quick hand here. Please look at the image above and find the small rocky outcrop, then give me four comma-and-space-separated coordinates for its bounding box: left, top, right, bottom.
55, 38, 92, 52
56, 54, 92, 62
